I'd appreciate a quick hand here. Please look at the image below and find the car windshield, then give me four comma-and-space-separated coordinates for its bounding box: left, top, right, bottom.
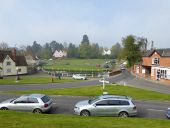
10, 99, 16, 103
88, 97, 100, 104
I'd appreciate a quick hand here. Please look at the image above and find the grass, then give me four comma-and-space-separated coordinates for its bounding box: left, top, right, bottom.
0, 76, 79, 85
0, 111, 170, 128
8, 85, 170, 101
43, 59, 109, 72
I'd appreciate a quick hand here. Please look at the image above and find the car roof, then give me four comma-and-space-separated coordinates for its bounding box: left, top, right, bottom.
21, 94, 45, 98
99, 95, 131, 100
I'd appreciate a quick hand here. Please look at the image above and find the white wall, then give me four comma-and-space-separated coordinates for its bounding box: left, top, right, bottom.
2, 55, 27, 76
3, 55, 17, 76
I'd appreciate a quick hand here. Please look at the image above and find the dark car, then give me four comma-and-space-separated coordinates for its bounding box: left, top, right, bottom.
166, 108, 170, 119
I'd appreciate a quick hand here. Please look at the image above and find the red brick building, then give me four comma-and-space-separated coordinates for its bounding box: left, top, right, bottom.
133, 48, 170, 84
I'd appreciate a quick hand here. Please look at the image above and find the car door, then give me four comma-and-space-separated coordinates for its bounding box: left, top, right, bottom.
91, 100, 110, 116
10, 97, 29, 111
107, 100, 121, 116
26, 98, 40, 112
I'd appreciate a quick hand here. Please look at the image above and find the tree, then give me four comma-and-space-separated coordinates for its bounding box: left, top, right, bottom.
81, 34, 89, 43
41, 43, 52, 59
111, 43, 122, 59
90, 43, 100, 58
0, 42, 9, 50
121, 35, 145, 67
67, 43, 78, 58
79, 35, 91, 58
32, 41, 42, 58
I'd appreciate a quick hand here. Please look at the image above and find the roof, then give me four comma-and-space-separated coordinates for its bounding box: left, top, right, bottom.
15, 56, 28, 66
23, 94, 45, 98
144, 48, 170, 57
99, 95, 131, 100
0, 50, 27, 66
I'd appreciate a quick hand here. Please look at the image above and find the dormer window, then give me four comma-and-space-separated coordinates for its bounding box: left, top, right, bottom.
152, 58, 160, 65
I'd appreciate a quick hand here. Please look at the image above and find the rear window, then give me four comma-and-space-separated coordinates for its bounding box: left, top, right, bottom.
41, 95, 51, 103
120, 100, 130, 105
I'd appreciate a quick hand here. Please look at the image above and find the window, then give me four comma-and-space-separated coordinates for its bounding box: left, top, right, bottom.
96, 100, 108, 106
18, 68, 21, 72
6, 61, 11, 66
108, 100, 120, 105
28, 98, 39, 103
41, 95, 51, 103
6, 69, 11, 73
14, 97, 28, 103
152, 58, 160, 65
120, 100, 130, 105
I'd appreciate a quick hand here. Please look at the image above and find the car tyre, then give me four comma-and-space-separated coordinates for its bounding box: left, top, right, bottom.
0, 107, 8, 110
80, 110, 90, 116
33, 108, 42, 114
118, 111, 129, 118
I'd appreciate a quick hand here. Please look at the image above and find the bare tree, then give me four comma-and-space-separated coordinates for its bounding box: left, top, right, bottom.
0, 42, 9, 50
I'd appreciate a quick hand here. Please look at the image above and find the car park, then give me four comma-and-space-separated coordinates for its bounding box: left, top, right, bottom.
72, 74, 87, 80
0, 94, 53, 113
74, 95, 137, 117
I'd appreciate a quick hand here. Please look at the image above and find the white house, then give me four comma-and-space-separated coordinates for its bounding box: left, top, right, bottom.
53, 50, 67, 58
0, 49, 28, 77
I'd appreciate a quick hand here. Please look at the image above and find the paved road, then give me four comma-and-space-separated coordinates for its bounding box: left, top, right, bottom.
0, 94, 168, 119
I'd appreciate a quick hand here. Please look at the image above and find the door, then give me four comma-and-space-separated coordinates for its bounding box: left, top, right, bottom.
91, 100, 110, 116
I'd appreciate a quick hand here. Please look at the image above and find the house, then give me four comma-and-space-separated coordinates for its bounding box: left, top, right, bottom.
133, 48, 170, 84
53, 50, 67, 58
25, 55, 38, 66
0, 49, 28, 77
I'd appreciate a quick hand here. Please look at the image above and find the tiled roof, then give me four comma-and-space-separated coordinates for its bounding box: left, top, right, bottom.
144, 48, 170, 57
0, 50, 27, 66
15, 56, 28, 66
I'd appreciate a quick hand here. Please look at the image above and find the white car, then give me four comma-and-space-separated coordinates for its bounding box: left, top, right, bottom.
72, 74, 87, 80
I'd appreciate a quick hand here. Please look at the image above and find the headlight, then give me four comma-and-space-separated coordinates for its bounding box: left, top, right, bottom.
74, 107, 80, 110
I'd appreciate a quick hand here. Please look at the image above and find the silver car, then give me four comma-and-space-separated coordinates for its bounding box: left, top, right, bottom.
74, 95, 137, 117
0, 94, 53, 113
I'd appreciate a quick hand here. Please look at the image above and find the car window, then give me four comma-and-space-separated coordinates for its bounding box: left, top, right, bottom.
120, 100, 130, 105
108, 100, 120, 105
14, 97, 28, 103
96, 100, 108, 106
41, 95, 51, 103
28, 98, 39, 103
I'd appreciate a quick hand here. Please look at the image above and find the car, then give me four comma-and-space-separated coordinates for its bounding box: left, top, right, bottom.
0, 94, 53, 113
166, 108, 170, 119
72, 74, 87, 80
74, 95, 137, 117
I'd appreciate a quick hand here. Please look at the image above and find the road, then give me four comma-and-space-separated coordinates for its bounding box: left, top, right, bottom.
0, 94, 168, 119
0, 70, 170, 119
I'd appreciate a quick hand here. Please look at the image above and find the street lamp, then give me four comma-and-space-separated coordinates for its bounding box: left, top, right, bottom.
16, 67, 20, 81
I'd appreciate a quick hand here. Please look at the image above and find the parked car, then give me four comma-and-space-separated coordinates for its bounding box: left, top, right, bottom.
0, 94, 53, 113
72, 74, 87, 80
166, 108, 170, 119
74, 95, 137, 117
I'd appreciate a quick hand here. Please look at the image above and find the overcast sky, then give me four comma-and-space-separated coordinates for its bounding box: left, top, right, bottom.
0, 0, 170, 48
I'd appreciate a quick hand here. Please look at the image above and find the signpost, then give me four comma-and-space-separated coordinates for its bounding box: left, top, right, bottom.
99, 77, 109, 93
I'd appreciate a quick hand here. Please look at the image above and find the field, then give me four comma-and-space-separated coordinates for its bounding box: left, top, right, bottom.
43, 59, 111, 72
8, 85, 170, 101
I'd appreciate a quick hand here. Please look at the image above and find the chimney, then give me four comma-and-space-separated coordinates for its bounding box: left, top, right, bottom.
12, 48, 16, 61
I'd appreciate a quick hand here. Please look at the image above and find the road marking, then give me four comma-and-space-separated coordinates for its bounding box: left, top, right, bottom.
147, 109, 165, 112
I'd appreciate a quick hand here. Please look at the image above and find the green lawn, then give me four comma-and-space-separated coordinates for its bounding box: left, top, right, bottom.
0, 111, 169, 128
8, 85, 170, 101
0, 76, 79, 85
43, 59, 110, 72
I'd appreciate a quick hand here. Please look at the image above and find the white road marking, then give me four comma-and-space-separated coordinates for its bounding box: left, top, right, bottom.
147, 109, 165, 112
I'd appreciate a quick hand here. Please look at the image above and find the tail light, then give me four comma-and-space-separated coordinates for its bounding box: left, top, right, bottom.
44, 103, 49, 108
133, 106, 137, 110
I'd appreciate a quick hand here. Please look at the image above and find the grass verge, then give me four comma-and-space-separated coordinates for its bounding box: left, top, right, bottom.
0, 111, 170, 128
7, 85, 170, 101
0, 76, 79, 85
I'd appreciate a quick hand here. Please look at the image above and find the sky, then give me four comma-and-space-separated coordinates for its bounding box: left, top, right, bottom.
0, 0, 170, 49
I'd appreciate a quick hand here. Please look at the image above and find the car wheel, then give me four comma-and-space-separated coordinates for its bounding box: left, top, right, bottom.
0, 107, 8, 110
80, 110, 90, 116
118, 112, 129, 118
33, 108, 42, 114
